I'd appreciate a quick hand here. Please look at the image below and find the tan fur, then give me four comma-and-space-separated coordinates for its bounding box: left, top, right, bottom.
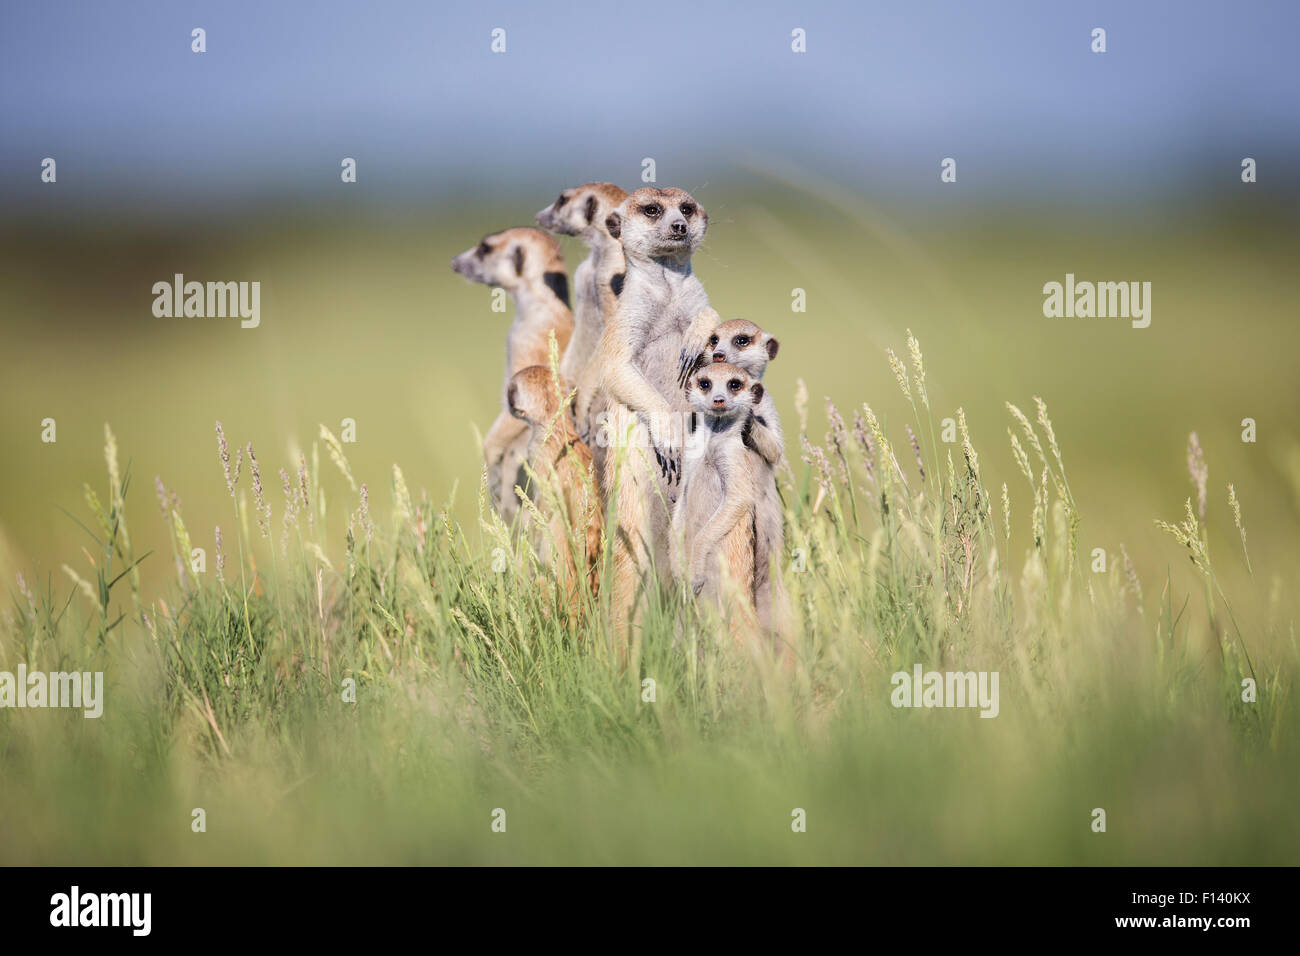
507, 366, 602, 624
451, 228, 574, 524
671, 363, 763, 648
535, 182, 629, 464
697, 318, 791, 658
585, 187, 713, 661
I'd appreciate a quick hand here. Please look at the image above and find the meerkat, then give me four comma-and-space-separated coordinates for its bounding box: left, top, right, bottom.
507, 365, 603, 621
535, 182, 628, 445
585, 186, 717, 655
696, 318, 791, 648
450, 227, 573, 524
695, 318, 784, 467
671, 363, 763, 643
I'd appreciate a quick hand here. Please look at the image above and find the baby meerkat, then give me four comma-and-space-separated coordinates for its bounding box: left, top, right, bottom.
451, 227, 574, 524
698, 318, 790, 649
698, 318, 784, 467
507, 365, 603, 621
588, 186, 716, 656
671, 363, 764, 643
535, 181, 628, 437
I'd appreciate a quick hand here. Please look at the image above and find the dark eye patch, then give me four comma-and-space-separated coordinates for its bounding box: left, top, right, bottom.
476, 241, 491, 257
728, 379, 742, 391
708, 335, 718, 346
681, 203, 696, 216
584, 195, 598, 224
555, 193, 568, 208
643, 203, 662, 218
697, 378, 711, 390
734, 336, 749, 347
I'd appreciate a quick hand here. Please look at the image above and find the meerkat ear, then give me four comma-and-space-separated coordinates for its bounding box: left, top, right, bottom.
513, 245, 526, 276
584, 195, 598, 224
765, 336, 780, 360
751, 382, 765, 403
605, 212, 621, 239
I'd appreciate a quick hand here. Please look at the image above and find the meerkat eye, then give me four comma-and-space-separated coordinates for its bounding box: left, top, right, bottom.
680, 203, 696, 216
708, 335, 718, 347
734, 335, 749, 347
643, 203, 662, 218
476, 241, 491, 257
554, 193, 568, 208
697, 378, 711, 391
728, 379, 743, 392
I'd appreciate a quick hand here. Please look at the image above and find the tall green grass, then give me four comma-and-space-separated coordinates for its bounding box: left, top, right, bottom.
1, 335, 1296, 864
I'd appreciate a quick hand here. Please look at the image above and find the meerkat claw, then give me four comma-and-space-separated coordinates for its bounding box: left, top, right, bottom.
677, 350, 696, 388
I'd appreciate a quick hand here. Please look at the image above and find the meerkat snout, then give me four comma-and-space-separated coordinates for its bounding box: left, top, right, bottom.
608, 187, 707, 261
536, 183, 627, 239
535, 191, 568, 231
450, 228, 568, 300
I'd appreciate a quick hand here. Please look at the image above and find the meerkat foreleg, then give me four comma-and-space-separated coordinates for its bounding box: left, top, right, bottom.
483, 411, 530, 515
573, 351, 604, 439
599, 332, 685, 483
688, 457, 755, 596
742, 411, 784, 467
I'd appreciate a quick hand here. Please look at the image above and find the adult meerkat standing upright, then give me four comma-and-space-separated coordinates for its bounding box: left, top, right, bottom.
507, 365, 603, 621
588, 186, 716, 656
451, 228, 573, 524
535, 182, 628, 442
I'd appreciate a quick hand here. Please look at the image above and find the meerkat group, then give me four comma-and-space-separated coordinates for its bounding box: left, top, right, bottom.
452, 183, 790, 664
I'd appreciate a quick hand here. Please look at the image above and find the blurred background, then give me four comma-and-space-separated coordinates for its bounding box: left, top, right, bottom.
2, 0, 1298, 595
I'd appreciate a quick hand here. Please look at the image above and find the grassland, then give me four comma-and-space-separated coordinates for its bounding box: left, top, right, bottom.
1, 188, 1298, 864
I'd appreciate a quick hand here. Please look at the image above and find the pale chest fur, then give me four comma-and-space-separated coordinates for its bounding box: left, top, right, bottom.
622, 265, 709, 402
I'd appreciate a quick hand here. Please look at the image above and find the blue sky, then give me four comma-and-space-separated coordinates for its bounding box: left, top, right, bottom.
2, 0, 1296, 207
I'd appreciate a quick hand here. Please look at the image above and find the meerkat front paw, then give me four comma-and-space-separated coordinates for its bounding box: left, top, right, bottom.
677, 307, 722, 388
688, 547, 711, 596
647, 412, 682, 484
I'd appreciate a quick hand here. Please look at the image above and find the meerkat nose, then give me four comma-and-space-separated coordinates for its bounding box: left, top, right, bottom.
712, 397, 725, 407
712, 352, 725, 362
670, 221, 687, 236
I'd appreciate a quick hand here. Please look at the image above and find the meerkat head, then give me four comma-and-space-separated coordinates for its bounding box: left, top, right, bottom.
506, 366, 563, 427
604, 187, 707, 263
536, 182, 628, 244
451, 227, 570, 305
707, 319, 780, 378
687, 362, 762, 421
